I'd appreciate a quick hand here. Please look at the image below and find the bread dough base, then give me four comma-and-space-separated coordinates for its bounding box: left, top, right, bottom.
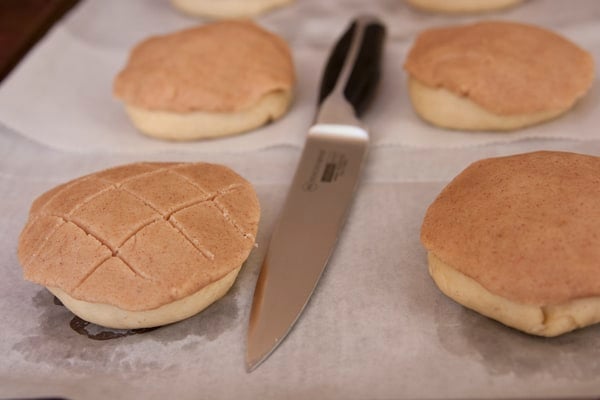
428, 252, 600, 337
49, 267, 241, 329
406, 0, 521, 14
124, 90, 291, 141
408, 78, 567, 131
171, 0, 293, 19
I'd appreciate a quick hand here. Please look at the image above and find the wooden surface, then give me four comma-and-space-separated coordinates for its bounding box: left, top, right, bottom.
0, 0, 79, 82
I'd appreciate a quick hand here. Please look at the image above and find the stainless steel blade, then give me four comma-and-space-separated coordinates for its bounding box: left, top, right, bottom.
246, 15, 385, 371
246, 122, 368, 371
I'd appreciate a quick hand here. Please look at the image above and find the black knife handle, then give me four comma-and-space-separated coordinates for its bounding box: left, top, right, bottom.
318, 16, 386, 118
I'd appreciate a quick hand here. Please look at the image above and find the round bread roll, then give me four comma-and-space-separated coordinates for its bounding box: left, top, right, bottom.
171, 0, 294, 19
404, 21, 595, 131
406, 0, 521, 14
421, 151, 600, 337
113, 20, 295, 140
18, 162, 260, 329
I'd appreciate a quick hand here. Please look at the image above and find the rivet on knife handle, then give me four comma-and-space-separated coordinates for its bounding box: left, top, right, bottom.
246, 15, 387, 372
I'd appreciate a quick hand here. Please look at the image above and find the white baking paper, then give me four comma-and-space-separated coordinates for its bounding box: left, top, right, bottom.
3, 1, 600, 399
4, 141, 600, 399
0, 0, 598, 154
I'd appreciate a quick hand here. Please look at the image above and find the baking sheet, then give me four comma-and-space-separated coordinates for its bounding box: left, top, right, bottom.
0, 0, 598, 154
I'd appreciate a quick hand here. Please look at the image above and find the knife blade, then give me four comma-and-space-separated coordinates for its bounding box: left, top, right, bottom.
246, 15, 386, 372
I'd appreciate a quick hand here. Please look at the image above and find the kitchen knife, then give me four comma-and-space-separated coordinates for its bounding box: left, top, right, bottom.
246, 15, 386, 372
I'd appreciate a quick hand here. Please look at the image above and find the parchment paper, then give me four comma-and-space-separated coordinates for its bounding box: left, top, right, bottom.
3, 1, 600, 399
0, 0, 598, 154
4, 115, 600, 399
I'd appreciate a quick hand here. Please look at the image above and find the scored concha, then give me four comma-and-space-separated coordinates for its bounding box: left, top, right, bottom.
18, 162, 260, 329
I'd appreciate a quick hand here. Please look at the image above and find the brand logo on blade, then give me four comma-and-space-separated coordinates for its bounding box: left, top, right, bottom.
302, 182, 319, 192
302, 150, 325, 192
302, 150, 348, 192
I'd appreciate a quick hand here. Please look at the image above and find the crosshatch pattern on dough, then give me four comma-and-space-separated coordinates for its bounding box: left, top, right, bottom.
18, 162, 259, 311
